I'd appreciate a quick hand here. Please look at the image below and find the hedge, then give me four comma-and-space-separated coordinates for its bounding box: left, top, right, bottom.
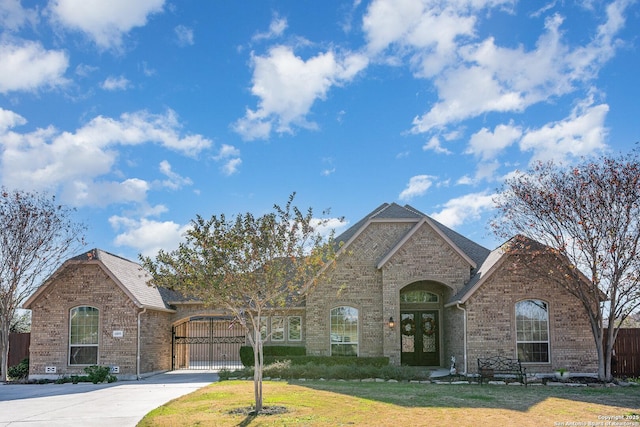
239, 345, 306, 366
239, 346, 388, 368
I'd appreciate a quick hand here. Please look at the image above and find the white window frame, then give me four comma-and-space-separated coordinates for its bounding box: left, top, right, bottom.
288, 316, 302, 341
515, 299, 550, 364
69, 306, 99, 366
330, 306, 358, 356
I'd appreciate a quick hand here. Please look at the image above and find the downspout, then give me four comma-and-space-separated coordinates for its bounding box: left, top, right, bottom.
455, 303, 467, 375
137, 308, 147, 380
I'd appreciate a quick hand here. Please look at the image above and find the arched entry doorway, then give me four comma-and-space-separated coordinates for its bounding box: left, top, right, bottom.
400, 282, 443, 366
172, 316, 245, 370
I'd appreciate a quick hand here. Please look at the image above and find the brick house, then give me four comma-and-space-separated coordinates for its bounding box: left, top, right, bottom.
23, 202, 597, 379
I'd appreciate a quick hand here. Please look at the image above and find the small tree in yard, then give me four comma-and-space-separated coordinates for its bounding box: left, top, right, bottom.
0, 188, 85, 382
142, 194, 340, 413
492, 151, 640, 381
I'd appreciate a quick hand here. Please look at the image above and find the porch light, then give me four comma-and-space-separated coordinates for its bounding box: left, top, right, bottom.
388, 317, 395, 328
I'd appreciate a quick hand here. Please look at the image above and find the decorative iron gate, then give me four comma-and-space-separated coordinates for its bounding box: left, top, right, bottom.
172, 316, 245, 370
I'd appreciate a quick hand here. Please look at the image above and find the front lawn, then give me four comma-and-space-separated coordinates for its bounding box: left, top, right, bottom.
138, 380, 640, 426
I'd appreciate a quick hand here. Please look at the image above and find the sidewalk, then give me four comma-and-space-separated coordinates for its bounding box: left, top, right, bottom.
0, 371, 218, 426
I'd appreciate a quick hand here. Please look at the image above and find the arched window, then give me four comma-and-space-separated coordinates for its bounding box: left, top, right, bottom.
400, 289, 439, 303
69, 306, 99, 365
515, 300, 549, 363
330, 306, 358, 356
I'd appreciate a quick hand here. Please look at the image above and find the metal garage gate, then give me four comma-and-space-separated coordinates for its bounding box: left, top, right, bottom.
172, 316, 245, 370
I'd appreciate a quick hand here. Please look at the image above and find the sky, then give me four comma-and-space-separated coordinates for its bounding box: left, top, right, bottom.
1, 0, 638, 262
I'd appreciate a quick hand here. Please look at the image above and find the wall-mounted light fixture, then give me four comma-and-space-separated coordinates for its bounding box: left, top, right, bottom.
388, 317, 395, 328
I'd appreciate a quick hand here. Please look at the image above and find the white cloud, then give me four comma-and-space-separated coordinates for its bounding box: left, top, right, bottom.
233, 45, 368, 140
214, 144, 240, 159
363, 0, 480, 77
158, 160, 192, 190
519, 96, 609, 163
253, 15, 288, 41
75, 63, 98, 77
73, 109, 212, 155
0, 39, 69, 93
0, 108, 27, 132
466, 123, 522, 161
110, 216, 191, 257
472, 160, 502, 183
0, 0, 38, 31
214, 144, 242, 176
64, 178, 150, 207
221, 158, 242, 176
0, 109, 211, 206
410, 2, 630, 133
431, 191, 496, 228
48, 0, 165, 50
101, 75, 131, 91
399, 175, 436, 201
422, 136, 452, 154
456, 175, 474, 185
174, 25, 194, 46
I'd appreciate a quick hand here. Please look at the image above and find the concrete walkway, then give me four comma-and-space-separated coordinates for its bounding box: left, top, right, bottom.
0, 371, 218, 427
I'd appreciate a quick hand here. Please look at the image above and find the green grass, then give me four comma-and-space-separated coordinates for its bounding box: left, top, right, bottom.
138, 380, 640, 427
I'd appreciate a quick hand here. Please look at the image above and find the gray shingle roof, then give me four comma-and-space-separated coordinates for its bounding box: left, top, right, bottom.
449, 244, 505, 304
72, 249, 173, 311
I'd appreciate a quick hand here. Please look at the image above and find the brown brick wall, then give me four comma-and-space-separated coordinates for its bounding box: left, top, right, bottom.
465, 254, 597, 374
28, 262, 173, 379
306, 222, 414, 357
140, 310, 173, 373
380, 224, 472, 366
306, 221, 471, 365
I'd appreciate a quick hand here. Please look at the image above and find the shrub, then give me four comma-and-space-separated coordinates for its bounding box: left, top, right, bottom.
84, 365, 112, 384
220, 360, 430, 382
7, 358, 29, 381
282, 356, 389, 367
239, 345, 306, 366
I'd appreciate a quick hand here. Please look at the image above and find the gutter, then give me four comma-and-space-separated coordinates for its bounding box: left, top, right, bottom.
137, 308, 147, 380
455, 302, 467, 375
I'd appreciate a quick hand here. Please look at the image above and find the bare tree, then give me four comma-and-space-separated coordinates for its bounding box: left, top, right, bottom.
10, 310, 31, 334
492, 151, 640, 381
0, 188, 85, 381
142, 194, 340, 413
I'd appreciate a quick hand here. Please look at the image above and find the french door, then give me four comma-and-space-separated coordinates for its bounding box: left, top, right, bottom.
400, 310, 439, 366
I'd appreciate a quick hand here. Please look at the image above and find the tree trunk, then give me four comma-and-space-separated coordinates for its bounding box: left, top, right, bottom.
604, 323, 617, 382
0, 319, 8, 382
253, 329, 263, 413
594, 332, 606, 381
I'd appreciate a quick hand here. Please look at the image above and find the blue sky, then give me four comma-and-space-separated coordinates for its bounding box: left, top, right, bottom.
1, 0, 638, 261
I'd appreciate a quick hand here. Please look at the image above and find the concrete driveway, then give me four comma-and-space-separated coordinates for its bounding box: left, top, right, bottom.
0, 371, 218, 426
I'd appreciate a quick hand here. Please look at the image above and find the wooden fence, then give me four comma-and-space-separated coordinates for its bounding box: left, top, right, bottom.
8, 333, 30, 367
610, 328, 640, 377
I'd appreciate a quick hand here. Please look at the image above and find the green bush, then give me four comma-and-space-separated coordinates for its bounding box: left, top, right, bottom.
7, 358, 29, 381
239, 345, 306, 366
84, 365, 112, 384
282, 356, 389, 367
219, 360, 430, 382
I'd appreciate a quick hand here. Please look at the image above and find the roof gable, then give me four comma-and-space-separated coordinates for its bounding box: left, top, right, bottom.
24, 249, 174, 312
447, 234, 592, 305
335, 203, 490, 270
377, 217, 477, 269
